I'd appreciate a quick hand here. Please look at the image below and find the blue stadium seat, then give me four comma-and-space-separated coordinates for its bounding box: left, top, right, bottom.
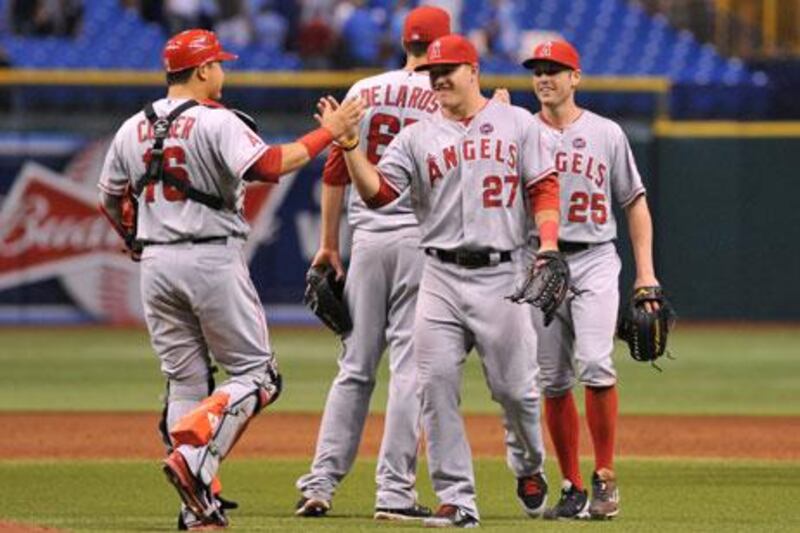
0, 0, 766, 118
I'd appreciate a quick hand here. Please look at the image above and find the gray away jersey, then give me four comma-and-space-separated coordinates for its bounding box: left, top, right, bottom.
337, 69, 441, 232
532, 110, 645, 243
377, 99, 555, 251
98, 98, 268, 242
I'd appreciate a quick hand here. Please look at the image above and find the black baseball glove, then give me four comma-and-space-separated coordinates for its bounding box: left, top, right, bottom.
303, 264, 352, 336
508, 250, 570, 326
617, 286, 676, 365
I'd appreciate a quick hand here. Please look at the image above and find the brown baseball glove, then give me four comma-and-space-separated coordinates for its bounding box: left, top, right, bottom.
508, 250, 570, 326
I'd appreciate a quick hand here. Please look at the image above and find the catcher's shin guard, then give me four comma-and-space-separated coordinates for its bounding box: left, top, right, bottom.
170, 367, 281, 487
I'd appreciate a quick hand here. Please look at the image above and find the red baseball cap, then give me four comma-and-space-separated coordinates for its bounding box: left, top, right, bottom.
162, 29, 238, 73
414, 34, 479, 71
403, 6, 451, 43
522, 40, 581, 71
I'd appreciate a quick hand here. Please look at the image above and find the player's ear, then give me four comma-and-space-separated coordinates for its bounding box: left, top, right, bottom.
571, 69, 581, 89
196, 62, 211, 82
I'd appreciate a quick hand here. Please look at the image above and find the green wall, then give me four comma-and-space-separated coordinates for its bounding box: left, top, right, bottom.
650, 134, 800, 319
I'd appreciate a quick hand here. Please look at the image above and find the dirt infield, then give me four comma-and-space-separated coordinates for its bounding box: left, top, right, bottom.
4, 412, 799, 461
0, 523, 62, 532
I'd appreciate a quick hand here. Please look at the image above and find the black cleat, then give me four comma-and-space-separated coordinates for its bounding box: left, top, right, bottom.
517, 472, 548, 517
543, 480, 590, 520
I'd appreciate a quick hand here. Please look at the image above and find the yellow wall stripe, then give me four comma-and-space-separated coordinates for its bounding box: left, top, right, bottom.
0, 69, 669, 93
655, 120, 800, 138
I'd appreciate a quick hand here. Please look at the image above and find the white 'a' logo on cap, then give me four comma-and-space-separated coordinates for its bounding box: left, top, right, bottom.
541, 41, 553, 57
430, 40, 442, 59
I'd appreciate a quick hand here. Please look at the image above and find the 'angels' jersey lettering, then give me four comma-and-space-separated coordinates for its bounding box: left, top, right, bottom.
99, 98, 267, 242
378, 99, 554, 251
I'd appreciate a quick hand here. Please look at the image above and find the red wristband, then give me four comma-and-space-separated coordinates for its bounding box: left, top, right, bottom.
365, 175, 400, 208
298, 127, 334, 159
539, 220, 559, 245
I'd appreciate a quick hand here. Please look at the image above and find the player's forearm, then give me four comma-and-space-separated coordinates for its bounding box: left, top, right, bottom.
246, 128, 336, 182
625, 194, 657, 283
342, 147, 381, 201
534, 210, 560, 251
319, 183, 345, 250
97, 191, 126, 239
283, 127, 336, 173
529, 173, 561, 251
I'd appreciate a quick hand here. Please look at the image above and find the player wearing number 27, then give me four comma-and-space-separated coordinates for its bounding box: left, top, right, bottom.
519, 40, 661, 520
338, 34, 562, 527
97, 28, 361, 530
295, 6, 451, 520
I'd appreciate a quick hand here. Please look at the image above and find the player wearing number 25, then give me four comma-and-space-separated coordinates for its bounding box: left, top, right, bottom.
338, 33, 562, 527
520, 40, 660, 520
97, 28, 361, 530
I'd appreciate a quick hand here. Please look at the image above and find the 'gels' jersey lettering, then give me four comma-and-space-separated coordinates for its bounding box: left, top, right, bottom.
533, 110, 645, 243
377, 99, 554, 251
99, 98, 266, 242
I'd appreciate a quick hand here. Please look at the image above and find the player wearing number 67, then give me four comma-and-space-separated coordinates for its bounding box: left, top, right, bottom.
506, 40, 663, 520
295, 6, 451, 521
338, 33, 562, 527
97, 28, 362, 530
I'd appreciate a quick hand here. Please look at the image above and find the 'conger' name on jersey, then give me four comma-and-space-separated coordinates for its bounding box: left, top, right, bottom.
137, 116, 196, 143
359, 84, 439, 113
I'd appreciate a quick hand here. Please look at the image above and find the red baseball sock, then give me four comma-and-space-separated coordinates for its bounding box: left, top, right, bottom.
585, 385, 618, 472
544, 392, 583, 490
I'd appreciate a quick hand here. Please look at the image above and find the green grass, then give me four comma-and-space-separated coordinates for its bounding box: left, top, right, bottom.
1, 458, 799, 532
0, 325, 799, 414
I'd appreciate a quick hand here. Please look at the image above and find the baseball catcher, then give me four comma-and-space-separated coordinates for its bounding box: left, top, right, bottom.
617, 286, 676, 365
508, 250, 571, 326
304, 264, 352, 335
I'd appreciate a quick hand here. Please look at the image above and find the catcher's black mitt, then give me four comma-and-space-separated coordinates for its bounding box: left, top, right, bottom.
303, 264, 352, 336
508, 250, 570, 326
617, 286, 676, 365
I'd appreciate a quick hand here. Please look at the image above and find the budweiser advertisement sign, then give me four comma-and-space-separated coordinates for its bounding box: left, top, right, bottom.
0, 143, 294, 324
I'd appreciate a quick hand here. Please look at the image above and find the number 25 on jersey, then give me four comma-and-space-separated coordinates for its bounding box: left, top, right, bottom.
568, 191, 607, 224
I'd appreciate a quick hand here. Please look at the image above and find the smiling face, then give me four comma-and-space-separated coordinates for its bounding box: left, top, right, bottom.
428, 63, 475, 110
530, 60, 580, 109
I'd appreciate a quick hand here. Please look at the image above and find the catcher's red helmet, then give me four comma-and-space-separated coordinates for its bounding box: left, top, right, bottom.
162, 29, 237, 73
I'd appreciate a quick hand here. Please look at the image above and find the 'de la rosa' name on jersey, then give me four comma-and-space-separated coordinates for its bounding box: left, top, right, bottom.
378, 99, 554, 251
336, 70, 442, 232
534, 110, 645, 243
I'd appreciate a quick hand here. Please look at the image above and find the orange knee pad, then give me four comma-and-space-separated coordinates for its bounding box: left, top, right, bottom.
169, 392, 230, 447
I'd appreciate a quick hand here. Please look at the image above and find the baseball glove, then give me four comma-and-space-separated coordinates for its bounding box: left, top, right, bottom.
508, 250, 570, 326
120, 184, 143, 262
303, 264, 352, 336
617, 286, 676, 365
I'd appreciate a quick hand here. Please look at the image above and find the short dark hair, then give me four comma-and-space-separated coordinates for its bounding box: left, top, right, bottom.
166, 67, 196, 86
404, 41, 430, 58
